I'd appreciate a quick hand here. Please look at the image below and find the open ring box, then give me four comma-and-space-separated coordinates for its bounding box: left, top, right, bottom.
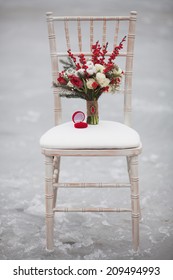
72, 111, 88, 128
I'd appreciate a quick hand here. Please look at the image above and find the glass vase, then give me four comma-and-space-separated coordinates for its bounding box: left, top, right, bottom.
86, 100, 99, 125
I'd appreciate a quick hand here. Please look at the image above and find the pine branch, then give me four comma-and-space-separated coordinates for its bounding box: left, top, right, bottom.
60, 93, 86, 100
59, 57, 76, 70
53, 82, 71, 91
53, 82, 89, 100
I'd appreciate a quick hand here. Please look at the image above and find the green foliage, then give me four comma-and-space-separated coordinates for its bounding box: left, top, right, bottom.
59, 57, 75, 70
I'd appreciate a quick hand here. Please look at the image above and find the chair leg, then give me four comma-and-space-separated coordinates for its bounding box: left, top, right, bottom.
126, 156, 130, 177
129, 155, 140, 251
45, 155, 54, 251
127, 156, 142, 220
53, 156, 61, 208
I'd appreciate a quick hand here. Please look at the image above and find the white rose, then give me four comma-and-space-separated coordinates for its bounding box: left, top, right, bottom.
96, 72, 110, 87
113, 67, 122, 76
86, 66, 96, 75
86, 78, 96, 89
95, 64, 104, 73
102, 78, 110, 87
77, 68, 85, 76
86, 60, 94, 67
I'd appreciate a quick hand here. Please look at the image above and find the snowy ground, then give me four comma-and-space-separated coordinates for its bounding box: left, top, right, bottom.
0, 0, 173, 260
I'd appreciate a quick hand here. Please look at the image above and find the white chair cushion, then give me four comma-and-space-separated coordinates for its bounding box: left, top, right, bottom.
40, 120, 141, 149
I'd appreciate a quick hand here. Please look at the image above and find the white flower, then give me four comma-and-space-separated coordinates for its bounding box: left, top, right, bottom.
96, 72, 110, 87
86, 78, 96, 89
113, 67, 122, 76
95, 64, 104, 73
86, 60, 94, 67
86, 66, 96, 75
96, 72, 106, 81
77, 68, 85, 76
65, 68, 76, 77
67, 81, 74, 87
85, 60, 96, 75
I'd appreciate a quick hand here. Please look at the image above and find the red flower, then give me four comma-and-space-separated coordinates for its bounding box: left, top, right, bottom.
110, 79, 115, 84
70, 75, 83, 88
116, 77, 121, 83
57, 75, 67, 85
92, 81, 99, 89
102, 86, 109, 92
104, 63, 114, 73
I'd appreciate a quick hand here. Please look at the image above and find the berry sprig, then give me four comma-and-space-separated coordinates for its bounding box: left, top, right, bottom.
108, 36, 126, 63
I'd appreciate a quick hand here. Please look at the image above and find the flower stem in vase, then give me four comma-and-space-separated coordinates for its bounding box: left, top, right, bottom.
86, 100, 99, 125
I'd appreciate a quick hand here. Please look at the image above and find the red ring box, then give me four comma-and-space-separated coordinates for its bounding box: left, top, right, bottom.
72, 111, 88, 128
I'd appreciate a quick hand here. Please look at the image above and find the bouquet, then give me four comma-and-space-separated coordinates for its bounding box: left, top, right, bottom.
55, 36, 126, 124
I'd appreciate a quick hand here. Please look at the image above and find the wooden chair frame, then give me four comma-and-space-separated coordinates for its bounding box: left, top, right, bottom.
41, 11, 142, 252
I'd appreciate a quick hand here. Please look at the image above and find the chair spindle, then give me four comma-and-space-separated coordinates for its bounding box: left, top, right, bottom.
64, 18, 71, 50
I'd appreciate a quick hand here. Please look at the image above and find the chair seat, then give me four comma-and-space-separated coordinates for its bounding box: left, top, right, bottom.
40, 120, 141, 149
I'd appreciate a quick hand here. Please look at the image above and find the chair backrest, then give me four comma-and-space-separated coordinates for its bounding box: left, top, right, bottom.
46, 11, 137, 127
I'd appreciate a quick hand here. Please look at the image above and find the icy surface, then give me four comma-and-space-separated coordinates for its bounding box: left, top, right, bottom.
0, 0, 173, 260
